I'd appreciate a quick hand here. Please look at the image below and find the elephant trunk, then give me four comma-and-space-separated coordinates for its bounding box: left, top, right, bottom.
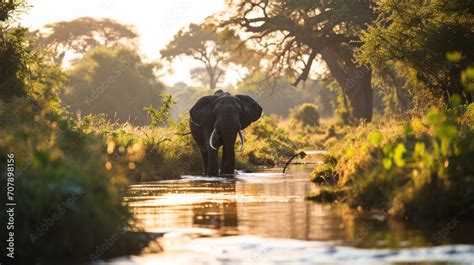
220, 129, 237, 175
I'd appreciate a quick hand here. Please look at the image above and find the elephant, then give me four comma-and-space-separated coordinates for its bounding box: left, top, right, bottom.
189, 90, 262, 176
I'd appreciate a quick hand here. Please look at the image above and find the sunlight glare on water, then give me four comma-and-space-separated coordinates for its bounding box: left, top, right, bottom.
100, 166, 474, 265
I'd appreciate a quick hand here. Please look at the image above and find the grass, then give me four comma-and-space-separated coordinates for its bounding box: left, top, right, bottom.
1, 93, 314, 260
0, 97, 162, 262
307, 101, 474, 220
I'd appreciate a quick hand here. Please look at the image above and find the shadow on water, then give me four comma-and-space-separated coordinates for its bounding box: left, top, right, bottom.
96, 166, 474, 264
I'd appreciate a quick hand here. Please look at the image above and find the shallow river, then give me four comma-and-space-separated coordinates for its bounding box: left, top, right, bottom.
97, 167, 474, 264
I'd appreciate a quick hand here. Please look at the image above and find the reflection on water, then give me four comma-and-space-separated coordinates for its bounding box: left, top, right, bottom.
92, 167, 474, 264
125, 167, 474, 249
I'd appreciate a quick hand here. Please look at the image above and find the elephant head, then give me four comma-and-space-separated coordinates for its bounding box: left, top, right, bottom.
190, 92, 262, 175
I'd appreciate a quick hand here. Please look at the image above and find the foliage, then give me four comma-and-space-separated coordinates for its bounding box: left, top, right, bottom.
0, 13, 147, 260
89, 113, 302, 181
164, 84, 210, 120
0, 26, 28, 100
63, 45, 164, 125
0, 96, 144, 261
319, 102, 474, 219
314, 82, 339, 117
100, 115, 203, 181
357, 0, 474, 104
289, 103, 320, 128
237, 115, 297, 167
309, 154, 339, 185
33, 17, 138, 65
144, 94, 176, 127
161, 22, 249, 89
221, 0, 376, 121
0, 0, 16, 22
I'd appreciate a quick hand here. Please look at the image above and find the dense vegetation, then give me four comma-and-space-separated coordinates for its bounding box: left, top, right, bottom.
302, 0, 474, 220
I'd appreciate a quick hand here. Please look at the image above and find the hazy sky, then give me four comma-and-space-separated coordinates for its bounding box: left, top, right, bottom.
21, 0, 231, 86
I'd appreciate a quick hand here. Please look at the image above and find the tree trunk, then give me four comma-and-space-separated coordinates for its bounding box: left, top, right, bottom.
320, 47, 373, 122
209, 69, 216, 90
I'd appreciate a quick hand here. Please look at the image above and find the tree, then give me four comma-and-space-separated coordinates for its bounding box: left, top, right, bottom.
221, 0, 377, 121
290, 103, 320, 127
357, 0, 474, 104
190, 66, 224, 88
0, 26, 28, 100
33, 17, 138, 65
0, 0, 16, 22
161, 23, 245, 90
63, 46, 163, 124
0, 0, 31, 100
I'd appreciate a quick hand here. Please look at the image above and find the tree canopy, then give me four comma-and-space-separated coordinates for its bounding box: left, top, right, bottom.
63, 45, 163, 124
160, 22, 252, 89
33, 17, 139, 65
357, 0, 474, 104
220, 0, 377, 121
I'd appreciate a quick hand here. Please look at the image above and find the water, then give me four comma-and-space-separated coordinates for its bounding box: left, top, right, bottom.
97, 167, 474, 264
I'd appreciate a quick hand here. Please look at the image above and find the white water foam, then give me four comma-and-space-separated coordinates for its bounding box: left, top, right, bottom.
178, 171, 287, 183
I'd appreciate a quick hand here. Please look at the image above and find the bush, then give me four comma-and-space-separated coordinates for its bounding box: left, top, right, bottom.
290, 103, 320, 127
323, 101, 474, 219
237, 115, 297, 168
0, 98, 146, 261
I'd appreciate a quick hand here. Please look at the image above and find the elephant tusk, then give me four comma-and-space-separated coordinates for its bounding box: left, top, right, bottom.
238, 130, 245, 152
209, 129, 218, 150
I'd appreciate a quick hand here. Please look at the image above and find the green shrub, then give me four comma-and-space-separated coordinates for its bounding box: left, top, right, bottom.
290, 103, 320, 127
238, 115, 297, 168
0, 98, 144, 261
309, 154, 338, 185
326, 101, 474, 219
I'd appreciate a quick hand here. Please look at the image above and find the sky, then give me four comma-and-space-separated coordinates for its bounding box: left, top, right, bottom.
21, 0, 234, 86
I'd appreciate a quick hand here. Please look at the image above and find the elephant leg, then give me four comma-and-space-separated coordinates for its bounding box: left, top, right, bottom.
207, 148, 219, 176
200, 150, 208, 175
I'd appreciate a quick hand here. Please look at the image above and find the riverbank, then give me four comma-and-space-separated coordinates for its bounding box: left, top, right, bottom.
0, 96, 305, 262
308, 102, 474, 220
97, 167, 474, 265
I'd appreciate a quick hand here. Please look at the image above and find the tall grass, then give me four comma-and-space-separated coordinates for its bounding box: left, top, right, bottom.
309, 100, 474, 220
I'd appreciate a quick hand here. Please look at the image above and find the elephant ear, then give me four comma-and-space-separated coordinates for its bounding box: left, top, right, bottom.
236, 95, 262, 129
190, 95, 218, 126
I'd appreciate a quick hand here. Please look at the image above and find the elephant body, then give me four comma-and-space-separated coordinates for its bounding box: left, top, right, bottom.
189, 90, 262, 176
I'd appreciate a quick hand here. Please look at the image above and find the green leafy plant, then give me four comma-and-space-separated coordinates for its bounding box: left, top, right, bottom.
144, 93, 176, 127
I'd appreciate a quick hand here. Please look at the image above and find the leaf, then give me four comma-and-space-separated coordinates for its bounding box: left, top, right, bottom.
445, 51, 462, 63
435, 122, 457, 139
414, 142, 425, 157
368, 131, 383, 146
361, 143, 369, 152
403, 124, 413, 135
411, 118, 423, 132
383, 145, 393, 156
346, 146, 355, 157
448, 94, 461, 108
393, 143, 407, 168
383, 158, 393, 169
426, 111, 440, 125
461, 66, 474, 92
